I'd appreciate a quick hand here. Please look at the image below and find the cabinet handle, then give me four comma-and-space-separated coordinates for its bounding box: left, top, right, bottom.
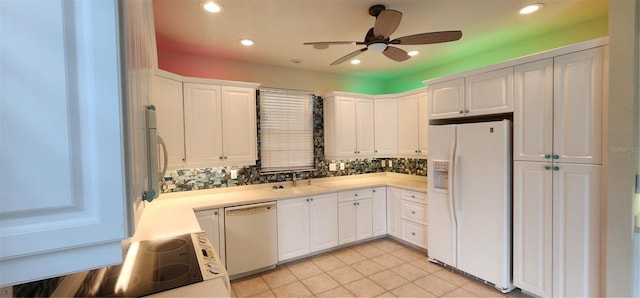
553, 154, 559, 160
411, 211, 416, 214
411, 232, 416, 236
545, 165, 552, 170
544, 154, 551, 159
553, 166, 560, 171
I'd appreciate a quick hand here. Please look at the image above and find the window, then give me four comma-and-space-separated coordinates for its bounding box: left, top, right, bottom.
259, 88, 314, 172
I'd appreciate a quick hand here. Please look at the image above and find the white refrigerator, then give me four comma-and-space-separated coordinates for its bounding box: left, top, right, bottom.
427, 119, 514, 293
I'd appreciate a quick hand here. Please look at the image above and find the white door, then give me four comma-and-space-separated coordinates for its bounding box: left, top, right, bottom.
374, 98, 398, 157
221, 86, 257, 164
386, 188, 402, 238
417, 92, 429, 157
277, 198, 310, 261
513, 59, 554, 162
355, 199, 373, 240
427, 125, 456, 266
356, 98, 375, 156
428, 78, 465, 119
398, 94, 419, 156
151, 74, 185, 170
309, 194, 338, 252
338, 201, 356, 245
183, 83, 223, 167
371, 187, 387, 236
553, 48, 603, 165
552, 163, 601, 297
513, 161, 553, 297
465, 68, 514, 116
455, 121, 511, 290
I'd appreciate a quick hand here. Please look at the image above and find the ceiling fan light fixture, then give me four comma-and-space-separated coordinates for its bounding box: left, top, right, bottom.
368, 42, 387, 53
408, 50, 419, 56
519, 3, 543, 14
201, 1, 223, 13
351, 59, 361, 65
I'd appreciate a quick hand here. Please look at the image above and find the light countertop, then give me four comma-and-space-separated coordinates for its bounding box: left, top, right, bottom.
131, 172, 426, 242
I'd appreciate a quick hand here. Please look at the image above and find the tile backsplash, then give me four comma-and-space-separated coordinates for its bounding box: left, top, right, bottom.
160, 95, 427, 193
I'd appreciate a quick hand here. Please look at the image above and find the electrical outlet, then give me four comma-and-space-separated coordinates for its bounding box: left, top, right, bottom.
381, 160, 386, 167
388, 160, 393, 167
230, 169, 238, 179
329, 163, 337, 171
340, 162, 345, 170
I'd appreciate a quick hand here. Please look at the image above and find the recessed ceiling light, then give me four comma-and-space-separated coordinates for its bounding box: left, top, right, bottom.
408, 50, 419, 56
351, 59, 361, 65
239, 39, 254, 46
201, 1, 223, 13
519, 3, 543, 14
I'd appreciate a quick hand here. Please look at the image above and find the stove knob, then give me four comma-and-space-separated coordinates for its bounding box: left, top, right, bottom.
209, 266, 220, 274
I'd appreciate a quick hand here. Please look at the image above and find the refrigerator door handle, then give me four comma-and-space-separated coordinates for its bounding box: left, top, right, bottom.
448, 129, 458, 227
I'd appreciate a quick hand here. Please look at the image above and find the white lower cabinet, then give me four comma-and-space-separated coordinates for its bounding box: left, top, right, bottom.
372, 187, 387, 236
195, 209, 225, 266
386, 187, 428, 249
277, 193, 338, 262
386, 188, 402, 238
338, 189, 374, 245
513, 161, 601, 297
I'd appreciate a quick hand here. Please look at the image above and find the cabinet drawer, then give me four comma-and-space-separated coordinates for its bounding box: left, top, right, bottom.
401, 190, 427, 204
338, 188, 373, 202
402, 220, 427, 249
401, 200, 427, 225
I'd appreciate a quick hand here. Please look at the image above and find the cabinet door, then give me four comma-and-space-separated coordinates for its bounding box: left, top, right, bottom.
325, 96, 357, 159
417, 92, 429, 157
338, 201, 357, 245
553, 48, 603, 165
195, 209, 221, 260
221, 86, 257, 165
355, 198, 373, 240
374, 98, 398, 157
513, 161, 553, 297
386, 188, 402, 238
151, 75, 185, 170
356, 98, 375, 157
465, 67, 514, 116
552, 164, 601, 297
428, 78, 465, 119
397, 94, 420, 157
277, 197, 311, 261
183, 83, 223, 168
513, 59, 554, 162
372, 187, 387, 236
309, 193, 339, 252
1, 0, 130, 286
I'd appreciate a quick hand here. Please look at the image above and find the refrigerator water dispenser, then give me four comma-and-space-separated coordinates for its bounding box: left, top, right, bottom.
432, 160, 449, 191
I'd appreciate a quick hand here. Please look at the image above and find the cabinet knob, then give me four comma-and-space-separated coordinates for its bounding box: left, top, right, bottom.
214, 211, 218, 215
310, 198, 314, 202
411, 232, 416, 236
459, 110, 464, 114
411, 195, 415, 198
372, 189, 376, 193
553, 154, 559, 160
465, 110, 469, 113
225, 156, 228, 160
545, 165, 552, 170
374, 150, 378, 153
411, 211, 416, 214
544, 154, 551, 159
357, 202, 360, 206
353, 202, 357, 206
553, 166, 560, 171
354, 193, 358, 197
306, 198, 310, 202
219, 156, 223, 160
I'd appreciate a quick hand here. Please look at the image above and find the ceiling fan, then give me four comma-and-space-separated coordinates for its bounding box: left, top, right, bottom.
304, 4, 463, 66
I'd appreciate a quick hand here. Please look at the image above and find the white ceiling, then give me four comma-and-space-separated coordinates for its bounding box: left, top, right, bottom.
153, 0, 607, 78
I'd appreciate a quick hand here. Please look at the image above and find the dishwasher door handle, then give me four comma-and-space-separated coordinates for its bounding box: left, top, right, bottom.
225, 202, 276, 216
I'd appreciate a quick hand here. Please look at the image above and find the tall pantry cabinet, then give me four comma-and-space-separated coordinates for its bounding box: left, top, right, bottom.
512, 47, 604, 297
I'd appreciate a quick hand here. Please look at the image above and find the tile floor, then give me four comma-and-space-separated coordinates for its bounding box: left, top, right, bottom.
230, 238, 530, 297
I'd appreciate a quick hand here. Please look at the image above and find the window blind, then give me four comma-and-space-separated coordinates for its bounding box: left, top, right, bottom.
259, 89, 314, 172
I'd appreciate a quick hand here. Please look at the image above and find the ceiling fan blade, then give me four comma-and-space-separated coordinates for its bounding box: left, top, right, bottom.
383, 46, 410, 62
331, 48, 368, 65
303, 41, 362, 46
373, 9, 402, 39
391, 30, 463, 45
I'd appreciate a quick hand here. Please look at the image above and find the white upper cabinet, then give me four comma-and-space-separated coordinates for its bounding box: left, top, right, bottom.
514, 47, 603, 164
397, 92, 428, 158
324, 95, 374, 159
151, 74, 186, 170
0, 0, 142, 286
428, 68, 514, 120
154, 72, 259, 171
552, 48, 603, 165
374, 98, 398, 157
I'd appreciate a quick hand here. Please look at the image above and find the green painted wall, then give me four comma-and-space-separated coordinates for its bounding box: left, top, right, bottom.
384, 15, 609, 94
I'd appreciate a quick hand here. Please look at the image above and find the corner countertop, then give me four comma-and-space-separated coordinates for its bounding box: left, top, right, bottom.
131, 172, 427, 242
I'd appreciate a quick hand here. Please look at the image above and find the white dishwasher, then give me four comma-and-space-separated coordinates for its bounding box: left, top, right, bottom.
224, 201, 278, 279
